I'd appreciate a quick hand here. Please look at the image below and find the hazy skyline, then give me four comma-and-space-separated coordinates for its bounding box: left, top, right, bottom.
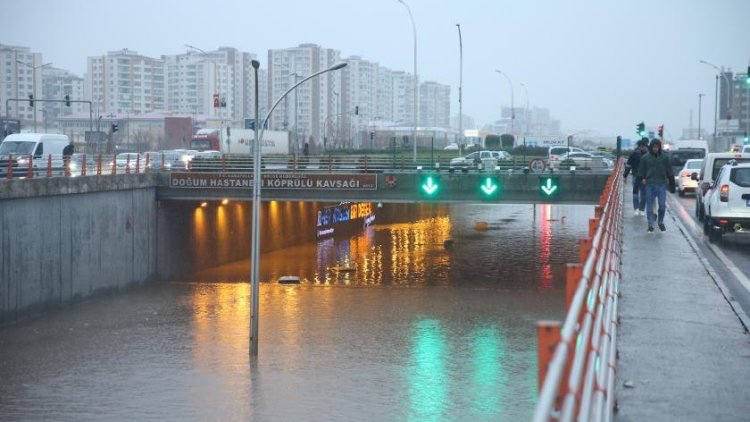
4, 0, 749, 139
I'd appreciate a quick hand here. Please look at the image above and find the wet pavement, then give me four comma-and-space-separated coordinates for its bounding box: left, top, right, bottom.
616, 202, 750, 421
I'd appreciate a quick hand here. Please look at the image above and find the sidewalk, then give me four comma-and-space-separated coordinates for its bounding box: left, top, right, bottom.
616, 203, 750, 421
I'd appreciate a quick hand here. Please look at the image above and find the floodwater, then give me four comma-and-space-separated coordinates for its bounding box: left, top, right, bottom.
0, 203, 592, 421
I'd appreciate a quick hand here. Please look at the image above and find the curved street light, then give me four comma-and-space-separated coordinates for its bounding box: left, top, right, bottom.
495, 69, 515, 137
520, 82, 529, 139
16, 60, 52, 132
185, 44, 221, 120
249, 61, 347, 356
397, 0, 418, 162
700, 60, 731, 146
456, 23, 463, 156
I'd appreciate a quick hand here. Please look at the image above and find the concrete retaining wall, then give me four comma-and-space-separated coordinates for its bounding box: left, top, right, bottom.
0, 176, 158, 323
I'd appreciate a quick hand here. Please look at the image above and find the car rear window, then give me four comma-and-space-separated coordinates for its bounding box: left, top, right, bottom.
713, 158, 750, 179
730, 168, 750, 187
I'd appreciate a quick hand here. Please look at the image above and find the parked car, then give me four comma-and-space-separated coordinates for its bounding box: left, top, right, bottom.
443, 143, 459, 151
701, 161, 750, 242
115, 153, 143, 172
550, 151, 612, 170
547, 146, 584, 168
151, 150, 185, 171
449, 150, 510, 168
694, 152, 750, 221
675, 159, 703, 196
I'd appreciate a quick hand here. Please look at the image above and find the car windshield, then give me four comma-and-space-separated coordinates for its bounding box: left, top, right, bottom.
0, 141, 35, 155
685, 160, 702, 170
670, 149, 705, 167
713, 158, 750, 179
730, 168, 750, 187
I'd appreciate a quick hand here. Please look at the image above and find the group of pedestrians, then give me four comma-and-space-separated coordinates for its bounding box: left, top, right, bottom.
624, 137, 675, 233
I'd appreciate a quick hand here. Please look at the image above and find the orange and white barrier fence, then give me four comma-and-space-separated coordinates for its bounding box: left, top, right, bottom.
533, 157, 624, 422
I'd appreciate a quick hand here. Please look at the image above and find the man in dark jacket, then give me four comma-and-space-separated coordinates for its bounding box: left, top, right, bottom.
624, 138, 649, 216
638, 138, 675, 233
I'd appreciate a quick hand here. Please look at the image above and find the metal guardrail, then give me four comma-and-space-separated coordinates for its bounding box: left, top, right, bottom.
533, 157, 624, 422
3, 153, 615, 180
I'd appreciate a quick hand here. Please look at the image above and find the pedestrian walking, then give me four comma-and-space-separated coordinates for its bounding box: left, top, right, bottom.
638, 138, 675, 233
624, 138, 649, 216
63, 140, 74, 176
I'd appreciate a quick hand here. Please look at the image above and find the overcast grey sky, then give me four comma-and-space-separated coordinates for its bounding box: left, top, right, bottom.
4, 0, 749, 138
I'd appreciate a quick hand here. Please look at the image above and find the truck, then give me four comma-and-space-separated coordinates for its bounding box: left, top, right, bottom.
0, 133, 69, 177
189, 128, 290, 156
189, 128, 221, 152
664, 139, 710, 176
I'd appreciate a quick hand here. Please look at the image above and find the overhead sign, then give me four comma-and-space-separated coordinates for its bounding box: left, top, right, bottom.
170, 172, 377, 190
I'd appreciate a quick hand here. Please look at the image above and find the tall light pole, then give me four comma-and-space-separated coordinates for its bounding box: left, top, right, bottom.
495, 69, 514, 137
520, 82, 530, 140
700, 60, 731, 149
16, 60, 51, 132
332, 90, 339, 150
290, 72, 302, 156
185, 44, 220, 120
698, 93, 705, 140
397, 0, 418, 162
250, 61, 347, 357
456, 23, 463, 154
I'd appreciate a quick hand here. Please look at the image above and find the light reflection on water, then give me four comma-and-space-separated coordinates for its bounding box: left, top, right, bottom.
0, 203, 592, 421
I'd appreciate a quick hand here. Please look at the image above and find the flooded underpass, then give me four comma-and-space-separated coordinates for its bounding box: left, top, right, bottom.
0, 202, 593, 421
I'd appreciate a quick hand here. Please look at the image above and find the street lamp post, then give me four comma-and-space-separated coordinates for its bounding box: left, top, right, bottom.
456, 23, 463, 155
290, 72, 302, 156
698, 93, 705, 140
397, 0, 418, 162
16, 60, 51, 132
495, 69, 514, 137
186, 44, 221, 121
250, 61, 347, 357
520, 83, 530, 140
700, 60, 731, 149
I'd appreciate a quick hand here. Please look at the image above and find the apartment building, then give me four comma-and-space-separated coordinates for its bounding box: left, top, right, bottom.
86, 48, 165, 115
0, 44, 44, 124
268, 44, 342, 152
419, 81, 450, 129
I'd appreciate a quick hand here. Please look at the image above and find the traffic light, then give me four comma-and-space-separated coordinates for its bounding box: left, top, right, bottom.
539, 176, 560, 197
744, 131, 749, 144
658, 125, 664, 138
111, 123, 118, 133
419, 174, 440, 197
355, 106, 359, 115
636, 122, 645, 137
746, 66, 750, 85
479, 177, 500, 198
213, 94, 220, 108
28, 94, 34, 107
64, 94, 71, 107
370, 131, 375, 140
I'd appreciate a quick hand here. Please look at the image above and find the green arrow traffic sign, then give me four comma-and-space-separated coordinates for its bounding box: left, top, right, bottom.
539, 177, 559, 197
480, 177, 499, 196
421, 176, 439, 195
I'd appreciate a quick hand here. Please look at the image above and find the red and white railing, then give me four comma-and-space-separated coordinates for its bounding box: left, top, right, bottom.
533, 157, 624, 422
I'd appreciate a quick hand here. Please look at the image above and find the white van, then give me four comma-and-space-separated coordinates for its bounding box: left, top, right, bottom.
694, 151, 750, 221
0, 133, 70, 177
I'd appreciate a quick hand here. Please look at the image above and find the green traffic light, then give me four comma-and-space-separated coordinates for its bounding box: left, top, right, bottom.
539, 177, 559, 197
420, 176, 439, 195
480, 177, 499, 196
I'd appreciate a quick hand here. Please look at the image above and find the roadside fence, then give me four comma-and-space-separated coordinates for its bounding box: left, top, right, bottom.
533, 157, 624, 422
